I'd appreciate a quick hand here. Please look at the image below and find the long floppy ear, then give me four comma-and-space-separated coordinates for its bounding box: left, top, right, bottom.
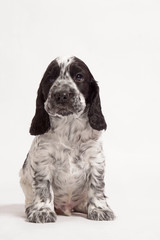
29, 84, 50, 135
88, 79, 107, 131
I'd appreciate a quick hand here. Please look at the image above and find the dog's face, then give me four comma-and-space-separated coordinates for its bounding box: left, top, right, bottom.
44, 56, 89, 117
30, 56, 106, 135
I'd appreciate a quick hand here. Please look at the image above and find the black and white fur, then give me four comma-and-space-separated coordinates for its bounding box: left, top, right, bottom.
20, 56, 114, 223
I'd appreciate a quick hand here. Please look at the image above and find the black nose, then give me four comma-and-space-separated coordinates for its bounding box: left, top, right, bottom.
54, 91, 75, 104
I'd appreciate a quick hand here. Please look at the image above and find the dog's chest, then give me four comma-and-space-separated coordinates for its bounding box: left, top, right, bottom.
53, 149, 90, 214
36, 117, 101, 214
42, 118, 99, 212
49, 122, 91, 188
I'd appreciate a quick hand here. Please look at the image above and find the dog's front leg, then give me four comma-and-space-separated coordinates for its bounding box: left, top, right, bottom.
87, 158, 115, 221
26, 176, 57, 223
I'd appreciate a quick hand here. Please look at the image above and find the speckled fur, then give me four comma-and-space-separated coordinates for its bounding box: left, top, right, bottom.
20, 56, 114, 223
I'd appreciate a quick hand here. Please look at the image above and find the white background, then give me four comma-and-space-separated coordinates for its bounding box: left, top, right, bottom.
0, 0, 160, 239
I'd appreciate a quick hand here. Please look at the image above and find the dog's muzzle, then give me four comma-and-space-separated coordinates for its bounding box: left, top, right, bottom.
45, 88, 85, 117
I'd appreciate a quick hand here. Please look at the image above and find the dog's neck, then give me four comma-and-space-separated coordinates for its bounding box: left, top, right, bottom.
49, 110, 88, 131
47, 109, 101, 145
49, 105, 89, 130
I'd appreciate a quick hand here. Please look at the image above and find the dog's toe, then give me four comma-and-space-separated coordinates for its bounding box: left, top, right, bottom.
26, 206, 57, 223
88, 207, 115, 221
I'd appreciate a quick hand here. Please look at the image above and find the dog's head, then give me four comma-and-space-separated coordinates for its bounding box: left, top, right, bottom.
30, 56, 107, 135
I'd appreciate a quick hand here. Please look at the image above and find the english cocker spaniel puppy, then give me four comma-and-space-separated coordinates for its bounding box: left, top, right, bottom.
20, 56, 114, 223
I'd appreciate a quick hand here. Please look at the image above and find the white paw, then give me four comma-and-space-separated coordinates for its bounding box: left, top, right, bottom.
26, 206, 57, 223
88, 207, 115, 221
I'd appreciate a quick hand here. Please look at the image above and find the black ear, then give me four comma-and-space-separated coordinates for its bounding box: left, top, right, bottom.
88, 80, 107, 131
29, 84, 50, 135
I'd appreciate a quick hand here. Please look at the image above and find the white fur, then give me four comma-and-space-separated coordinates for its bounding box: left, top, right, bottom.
20, 113, 103, 213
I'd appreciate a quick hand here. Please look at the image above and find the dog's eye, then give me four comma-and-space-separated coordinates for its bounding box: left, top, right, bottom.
75, 74, 84, 82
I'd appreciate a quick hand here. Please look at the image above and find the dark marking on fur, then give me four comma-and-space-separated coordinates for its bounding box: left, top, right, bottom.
33, 179, 52, 203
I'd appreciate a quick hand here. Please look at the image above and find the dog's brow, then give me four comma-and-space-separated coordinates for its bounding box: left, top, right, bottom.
56, 56, 74, 79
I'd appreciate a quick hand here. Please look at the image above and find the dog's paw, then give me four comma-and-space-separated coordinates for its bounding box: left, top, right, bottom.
26, 206, 57, 223
88, 207, 115, 221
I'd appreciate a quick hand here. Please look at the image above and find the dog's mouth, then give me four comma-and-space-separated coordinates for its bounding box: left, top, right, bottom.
45, 99, 85, 118
56, 108, 73, 116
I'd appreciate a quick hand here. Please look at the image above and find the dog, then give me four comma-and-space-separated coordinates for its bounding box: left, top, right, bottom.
20, 56, 115, 223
